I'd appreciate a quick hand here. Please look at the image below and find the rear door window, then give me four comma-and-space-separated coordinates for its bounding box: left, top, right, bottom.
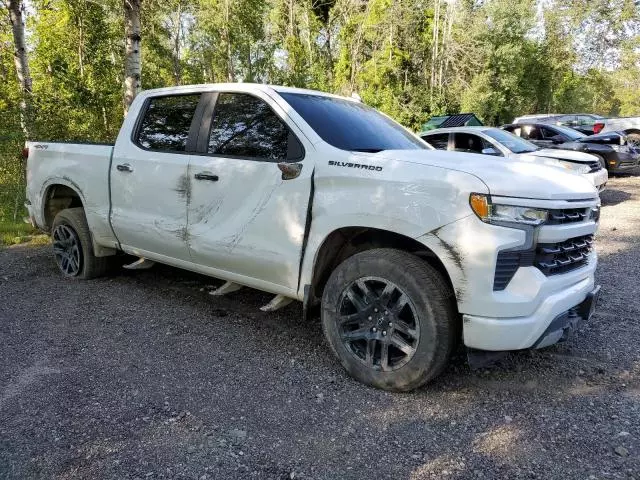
577, 115, 596, 126
452, 133, 492, 154
137, 94, 201, 152
519, 125, 543, 141
541, 126, 564, 140
556, 115, 576, 126
422, 133, 449, 150
207, 93, 297, 161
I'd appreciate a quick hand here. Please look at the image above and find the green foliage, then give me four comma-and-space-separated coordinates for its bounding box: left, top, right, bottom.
0, 0, 639, 230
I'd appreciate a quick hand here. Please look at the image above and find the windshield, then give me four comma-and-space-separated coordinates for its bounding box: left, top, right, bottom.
552, 124, 586, 140
484, 129, 538, 154
279, 92, 428, 152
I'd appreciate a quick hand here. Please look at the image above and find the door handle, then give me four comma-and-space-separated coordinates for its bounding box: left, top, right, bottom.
116, 163, 133, 172
194, 172, 219, 182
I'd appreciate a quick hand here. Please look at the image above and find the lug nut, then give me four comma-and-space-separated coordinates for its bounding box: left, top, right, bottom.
388, 322, 393, 327
385, 311, 389, 315
368, 316, 372, 320
382, 331, 387, 336
372, 327, 377, 332
374, 308, 378, 313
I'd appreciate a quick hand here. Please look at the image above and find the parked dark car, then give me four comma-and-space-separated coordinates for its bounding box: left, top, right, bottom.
502, 123, 639, 174
512, 114, 606, 135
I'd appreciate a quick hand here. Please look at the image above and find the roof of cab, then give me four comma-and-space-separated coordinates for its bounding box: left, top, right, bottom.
138, 83, 359, 103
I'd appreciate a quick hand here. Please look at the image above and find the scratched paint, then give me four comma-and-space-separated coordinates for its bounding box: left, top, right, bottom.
174, 173, 192, 205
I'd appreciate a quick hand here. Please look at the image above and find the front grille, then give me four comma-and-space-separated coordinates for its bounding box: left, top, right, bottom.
546, 207, 590, 225
494, 234, 595, 289
535, 234, 594, 276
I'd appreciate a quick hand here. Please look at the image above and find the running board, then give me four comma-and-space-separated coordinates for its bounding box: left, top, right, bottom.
210, 281, 243, 296
123, 258, 156, 270
260, 294, 293, 312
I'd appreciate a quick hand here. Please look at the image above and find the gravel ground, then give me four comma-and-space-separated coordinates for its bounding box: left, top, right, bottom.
1, 176, 640, 480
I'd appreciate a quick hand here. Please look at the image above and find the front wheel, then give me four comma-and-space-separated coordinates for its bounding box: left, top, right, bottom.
51, 208, 113, 279
321, 248, 458, 391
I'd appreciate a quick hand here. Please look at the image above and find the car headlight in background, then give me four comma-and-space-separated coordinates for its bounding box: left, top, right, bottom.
469, 193, 548, 226
556, 160, 591, 174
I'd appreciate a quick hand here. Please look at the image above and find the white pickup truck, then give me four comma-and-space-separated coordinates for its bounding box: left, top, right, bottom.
25, 83, 601, 391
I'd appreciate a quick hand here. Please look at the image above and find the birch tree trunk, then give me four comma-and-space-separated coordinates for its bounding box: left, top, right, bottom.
8, 0, 33, 138
172, 2, 182, 85
124, 0, 142, 115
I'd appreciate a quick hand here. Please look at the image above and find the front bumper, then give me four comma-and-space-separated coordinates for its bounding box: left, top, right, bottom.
463, 281, 599, 351
609, 152, 639, 173
584, 168, 608, 191
532, 285, 600, 348
416, 198, 600, 352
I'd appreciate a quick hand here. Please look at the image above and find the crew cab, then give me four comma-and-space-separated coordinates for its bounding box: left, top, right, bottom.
25, 84, 601, 391
419, 126, 608, 191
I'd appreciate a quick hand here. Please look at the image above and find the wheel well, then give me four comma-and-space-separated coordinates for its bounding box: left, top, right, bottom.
43, 184, 84, 230
624, 129, 640, 136
310, 227, 455, 303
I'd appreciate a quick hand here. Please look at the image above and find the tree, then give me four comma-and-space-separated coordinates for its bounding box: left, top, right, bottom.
124, 0, 142, 114
4, 0, 32, 137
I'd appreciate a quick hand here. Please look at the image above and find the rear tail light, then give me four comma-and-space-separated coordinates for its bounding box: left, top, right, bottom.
593, 122, 604, 134
21, 147, 29, 159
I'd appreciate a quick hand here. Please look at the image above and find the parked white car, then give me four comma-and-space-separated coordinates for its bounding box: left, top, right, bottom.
594, 117, 640, 147
25, 83, 601, 391
420, 126, 608, 191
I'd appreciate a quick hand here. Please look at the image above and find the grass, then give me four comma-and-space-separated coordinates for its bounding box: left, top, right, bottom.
0, 220, 48, 246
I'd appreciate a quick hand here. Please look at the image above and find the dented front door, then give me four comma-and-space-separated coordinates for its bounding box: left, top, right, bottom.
186, 91, 313, 292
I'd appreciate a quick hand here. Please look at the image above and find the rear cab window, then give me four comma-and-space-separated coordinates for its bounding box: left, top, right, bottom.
136, 94, 201, 152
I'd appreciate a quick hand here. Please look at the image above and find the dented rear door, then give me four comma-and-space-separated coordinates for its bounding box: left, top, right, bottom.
110, 93, 205, 261
186, 91, 313, 293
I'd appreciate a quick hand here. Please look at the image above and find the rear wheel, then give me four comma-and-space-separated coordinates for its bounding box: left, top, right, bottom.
321, 248, 457, 391
51, 208, 113, 279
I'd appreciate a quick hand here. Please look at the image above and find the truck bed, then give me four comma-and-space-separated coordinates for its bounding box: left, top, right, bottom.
25, 141, 117, 247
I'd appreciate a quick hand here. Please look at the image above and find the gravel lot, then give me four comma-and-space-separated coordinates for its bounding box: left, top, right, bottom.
1, 176, 640, 480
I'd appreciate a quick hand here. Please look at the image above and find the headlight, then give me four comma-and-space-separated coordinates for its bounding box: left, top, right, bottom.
556, 160, 591, 174
469, 193, 548, 226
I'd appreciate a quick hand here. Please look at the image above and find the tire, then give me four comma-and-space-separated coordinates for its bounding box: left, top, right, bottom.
321, 248, 457, 392
51, 208, 112, 279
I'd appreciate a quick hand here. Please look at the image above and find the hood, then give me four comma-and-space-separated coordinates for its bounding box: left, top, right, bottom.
377, 149, 597, 200
526, 148, 598, 163
577, 131, 624, 145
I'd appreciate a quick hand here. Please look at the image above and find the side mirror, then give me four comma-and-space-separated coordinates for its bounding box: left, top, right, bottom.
481, 147, 500, 156
550, 135, 565, 144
